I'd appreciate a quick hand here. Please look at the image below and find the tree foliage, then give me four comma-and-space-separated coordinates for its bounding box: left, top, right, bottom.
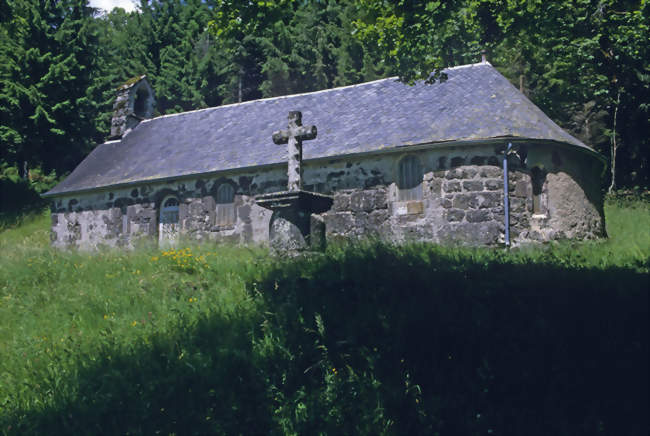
207, 0, 388, 102
0, 0, 101, 175
354, 0, 650, 187
0, 0, 648, 190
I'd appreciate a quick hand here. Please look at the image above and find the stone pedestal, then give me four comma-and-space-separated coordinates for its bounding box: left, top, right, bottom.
256, 190, 333, 251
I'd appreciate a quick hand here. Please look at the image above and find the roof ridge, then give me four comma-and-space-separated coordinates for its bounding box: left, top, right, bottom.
145, 76, 400, 123
144, 62, 494, 123
445, 61, 492, 70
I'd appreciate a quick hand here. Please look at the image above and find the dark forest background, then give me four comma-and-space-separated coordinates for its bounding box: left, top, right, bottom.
1, 0, 648, 209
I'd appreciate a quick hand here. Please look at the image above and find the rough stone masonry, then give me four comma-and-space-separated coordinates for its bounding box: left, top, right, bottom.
45, 62, 606, 250
48, 142, 604, 250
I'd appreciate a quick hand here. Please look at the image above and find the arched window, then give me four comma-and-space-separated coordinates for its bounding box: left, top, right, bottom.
398, 155, 423, 201
159, 196, 179, 245
216, 183, 235, 227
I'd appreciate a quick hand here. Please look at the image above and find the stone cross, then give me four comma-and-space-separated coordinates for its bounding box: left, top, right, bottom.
272, 111, 317, 192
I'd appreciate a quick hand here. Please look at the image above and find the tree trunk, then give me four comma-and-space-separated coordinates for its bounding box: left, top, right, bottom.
608, 89, 621, 193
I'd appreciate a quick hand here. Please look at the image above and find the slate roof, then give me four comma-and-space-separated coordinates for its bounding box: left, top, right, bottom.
45, 62, 596, 197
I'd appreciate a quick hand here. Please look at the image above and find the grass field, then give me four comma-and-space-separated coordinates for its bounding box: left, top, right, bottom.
0, 198, 648, 435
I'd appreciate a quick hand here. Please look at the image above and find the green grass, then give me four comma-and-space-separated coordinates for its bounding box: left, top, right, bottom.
0, 209, 51, 249
505, 199, 650, 271
0, 199, 647, 435
603, 198, 650, 262
0, 215, 271, 434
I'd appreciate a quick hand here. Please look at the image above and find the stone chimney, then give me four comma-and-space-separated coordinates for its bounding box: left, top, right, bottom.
109, 75, 155, 139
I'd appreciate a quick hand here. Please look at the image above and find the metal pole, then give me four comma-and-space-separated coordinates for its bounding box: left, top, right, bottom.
503, 142, 512, 247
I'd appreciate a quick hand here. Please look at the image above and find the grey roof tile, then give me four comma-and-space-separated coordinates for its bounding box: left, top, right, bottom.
46, 62, 593, 197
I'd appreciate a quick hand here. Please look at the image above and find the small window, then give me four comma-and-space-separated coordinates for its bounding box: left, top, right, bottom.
398, 155, 423, 201
531, 167, 545, 215
133, 88, 149, 118
216, 184, 235, 227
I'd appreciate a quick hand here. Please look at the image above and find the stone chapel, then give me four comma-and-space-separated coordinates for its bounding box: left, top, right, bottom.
44, 61, 606, 250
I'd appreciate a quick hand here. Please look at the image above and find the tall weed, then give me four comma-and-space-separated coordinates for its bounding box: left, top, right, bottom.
0, 198, 647, 435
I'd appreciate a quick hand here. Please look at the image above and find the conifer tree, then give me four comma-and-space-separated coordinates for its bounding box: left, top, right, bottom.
93, 5, 155, 135
0, 0, 101, 175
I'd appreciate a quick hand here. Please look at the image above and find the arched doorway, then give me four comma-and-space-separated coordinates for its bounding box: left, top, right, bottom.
159, 196, 180, 247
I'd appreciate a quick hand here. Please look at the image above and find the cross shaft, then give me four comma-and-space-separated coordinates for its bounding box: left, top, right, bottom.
272, 111, 317, 192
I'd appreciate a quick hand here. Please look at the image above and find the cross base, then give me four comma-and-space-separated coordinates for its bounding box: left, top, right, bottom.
256, 190, 333, 252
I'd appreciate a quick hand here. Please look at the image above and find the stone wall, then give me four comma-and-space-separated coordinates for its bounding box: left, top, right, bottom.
49, 142, 605, 250
320, 159, 526, 245
110, 76, 155, 139
314, 144, 604, 246
49, 169, 283, 250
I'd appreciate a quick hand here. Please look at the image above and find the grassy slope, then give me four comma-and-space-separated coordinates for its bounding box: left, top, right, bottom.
0, 201, 648, 435
1, 212, 270, 434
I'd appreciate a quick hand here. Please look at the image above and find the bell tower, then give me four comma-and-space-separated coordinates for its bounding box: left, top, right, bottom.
109, 75, 155, 139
